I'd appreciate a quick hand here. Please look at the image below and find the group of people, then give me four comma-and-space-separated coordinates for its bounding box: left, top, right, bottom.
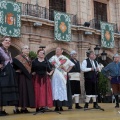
0, 36, 82, 116
0, 36, 120, 116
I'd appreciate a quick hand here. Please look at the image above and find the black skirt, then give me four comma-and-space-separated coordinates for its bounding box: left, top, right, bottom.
85, 80, 98, 95
16, 72, 35, 108
0, 63, 19, 106
70, 80, 81, 95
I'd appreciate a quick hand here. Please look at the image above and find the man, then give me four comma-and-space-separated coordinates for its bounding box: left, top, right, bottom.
102, 54, 120, 108
49, 47, 74, 111
69, 50, 82, 109
81, 50, 101, 109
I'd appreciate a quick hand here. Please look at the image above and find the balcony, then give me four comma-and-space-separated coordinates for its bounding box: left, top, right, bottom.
89, 19, 118, 33
21, 3, 77, 25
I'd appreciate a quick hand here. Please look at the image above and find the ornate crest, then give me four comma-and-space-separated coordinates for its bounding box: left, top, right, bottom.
54, 11, 71, 42
0, 1, 21, 37
101, 22, 114, 48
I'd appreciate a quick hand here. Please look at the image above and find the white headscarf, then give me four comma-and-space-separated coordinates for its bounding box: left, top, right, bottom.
70, 50, 77, 56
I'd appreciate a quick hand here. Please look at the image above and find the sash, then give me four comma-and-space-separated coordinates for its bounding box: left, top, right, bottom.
68, 72, 80, 81
15, 54, 31, 73
50, 55, 68, 84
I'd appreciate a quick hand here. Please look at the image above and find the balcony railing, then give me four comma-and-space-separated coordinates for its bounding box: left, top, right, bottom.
21, 3, 77, 25
89, 19, 118, 33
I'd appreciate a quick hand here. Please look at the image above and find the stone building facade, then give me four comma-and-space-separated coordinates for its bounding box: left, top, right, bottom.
1, 0, 120, 101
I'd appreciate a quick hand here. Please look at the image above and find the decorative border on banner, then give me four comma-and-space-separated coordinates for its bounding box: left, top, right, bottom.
100, 21, 114, 48
54, 11, 71, 42
0, 1, 21, 37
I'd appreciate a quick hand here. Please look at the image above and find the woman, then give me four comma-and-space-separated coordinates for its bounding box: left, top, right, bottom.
0, 36, 19, 116
49, 47, 74, 111
13, 45, 35, 113
32, 49, 53, 112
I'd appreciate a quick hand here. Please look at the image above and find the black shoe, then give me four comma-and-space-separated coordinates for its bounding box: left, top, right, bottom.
54, 107, 59, 111
13, 109, 21, 114
84, 103, 88, 110
93, 102, 101, 109
68, 106, 72, 109
21, 108, 30, 113
60, 107, 63, 111
115, 104, 119, 108
36, 108, 40, 112
75, 106, 83, 109
0, 110, 8, 116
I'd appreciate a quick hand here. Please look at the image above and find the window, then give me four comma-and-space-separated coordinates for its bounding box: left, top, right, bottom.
49, 0, 66, 12
49, 0, 66, 20
94, 1, 107, 29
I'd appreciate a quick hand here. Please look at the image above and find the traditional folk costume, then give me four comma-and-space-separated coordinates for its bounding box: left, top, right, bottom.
32, 58, 53, 109
81, 58, 100, 109
69, 57, 82, 109
0, 46, 19, 115
49, 55, 74, 109
13, 54, 35, 110
102, 54, 120, 108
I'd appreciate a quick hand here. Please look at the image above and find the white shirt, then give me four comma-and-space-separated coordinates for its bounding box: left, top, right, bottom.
81, 58, 100, 72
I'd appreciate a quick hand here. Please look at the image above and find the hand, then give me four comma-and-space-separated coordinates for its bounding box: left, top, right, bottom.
91, 67, 94, 71
0, 64, 3, 69
16, 70, 21, 73
108, 76, 112, 80
96, 67, 99, 72
32, 72, 36, 75
68, 75, 71, 78
47, 70, 54, 76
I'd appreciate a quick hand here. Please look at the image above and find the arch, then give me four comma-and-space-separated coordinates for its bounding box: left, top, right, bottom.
46, 50, 70, 59
45, 42, 76, 59
45, 42, 76, 55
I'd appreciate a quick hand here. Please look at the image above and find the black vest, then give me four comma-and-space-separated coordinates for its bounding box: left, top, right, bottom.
84, 58, 97, 80
69, 59, 81, 73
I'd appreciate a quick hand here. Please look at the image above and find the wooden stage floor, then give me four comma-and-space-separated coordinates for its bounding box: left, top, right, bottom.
0, 103, 120, 120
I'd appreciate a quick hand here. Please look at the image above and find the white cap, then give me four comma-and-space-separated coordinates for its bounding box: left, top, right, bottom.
70, 50, 77, 55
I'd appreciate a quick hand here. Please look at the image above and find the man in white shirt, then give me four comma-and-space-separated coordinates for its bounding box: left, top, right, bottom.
81, 50, 101, 109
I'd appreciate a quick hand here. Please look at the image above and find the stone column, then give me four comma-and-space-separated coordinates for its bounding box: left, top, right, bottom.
77, 36, 90, 103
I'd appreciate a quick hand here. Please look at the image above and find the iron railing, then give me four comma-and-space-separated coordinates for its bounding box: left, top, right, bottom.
21, 3, 77, 25
89, 19, 118, 33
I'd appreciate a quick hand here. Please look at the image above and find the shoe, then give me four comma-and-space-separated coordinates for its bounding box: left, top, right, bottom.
13, 109, 21, 114
36, 108, 40, 112
75, 106, 83, 109
54, 107, 59, 111
60, 107, 63, 111
115, 104, 119, 108
0, 110, 8, 116
21, 108, 30, 113
39, 107, 45, 111
93, 102, 101, 109
84, 103, 88, 110
68, 106, 72, 109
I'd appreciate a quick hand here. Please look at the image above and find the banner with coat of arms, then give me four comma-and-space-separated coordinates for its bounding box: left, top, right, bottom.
0, 1, 21, 37
100, 22, 114, 48
54, 11, 71, 42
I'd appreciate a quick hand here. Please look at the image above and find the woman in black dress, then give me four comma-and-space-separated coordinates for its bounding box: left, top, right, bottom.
32, 49, 53, 112
13, 45, 35, 113
0, 36, 19, 116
